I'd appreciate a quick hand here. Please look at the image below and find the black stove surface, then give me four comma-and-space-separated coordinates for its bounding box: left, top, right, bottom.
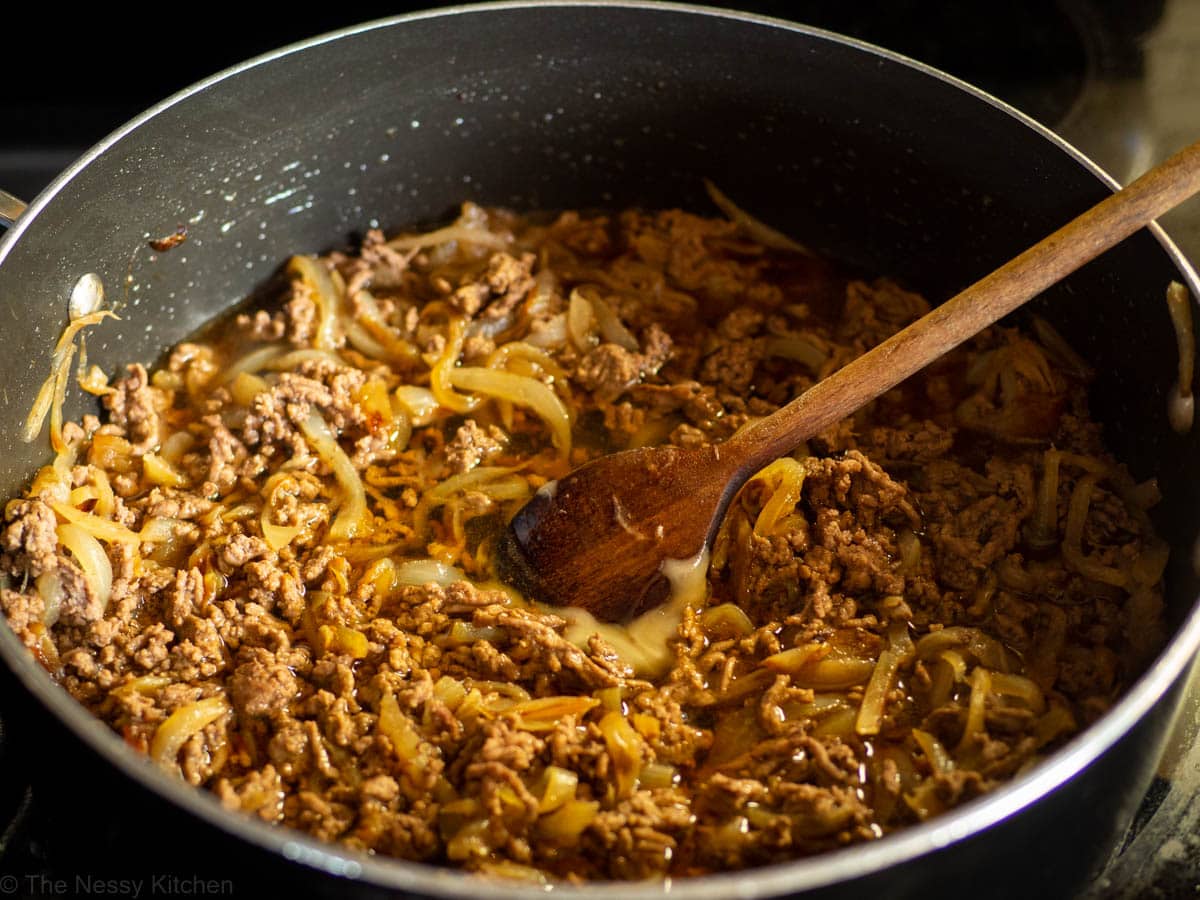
3, 2, 1200, 898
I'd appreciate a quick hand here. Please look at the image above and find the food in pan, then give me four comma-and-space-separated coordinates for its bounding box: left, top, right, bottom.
0, 201, 1168, 881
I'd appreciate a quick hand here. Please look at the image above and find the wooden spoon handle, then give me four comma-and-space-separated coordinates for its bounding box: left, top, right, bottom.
728, 138, 1200, 471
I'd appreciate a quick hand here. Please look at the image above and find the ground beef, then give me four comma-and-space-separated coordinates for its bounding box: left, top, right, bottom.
445, 419, 505, 473
237, 309, 287, 343
1, 202, 1164, 883
355, 228, 412, 291
231, 646, 299, 717
575, 325, 674, 403
1, 499, 59, 577
103, 364, 162, 453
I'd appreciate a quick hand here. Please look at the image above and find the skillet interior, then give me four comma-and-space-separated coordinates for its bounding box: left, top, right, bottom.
0, 4, 1198, 897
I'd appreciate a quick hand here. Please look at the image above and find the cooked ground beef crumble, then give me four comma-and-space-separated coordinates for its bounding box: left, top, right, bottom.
0, 203, 1167, 882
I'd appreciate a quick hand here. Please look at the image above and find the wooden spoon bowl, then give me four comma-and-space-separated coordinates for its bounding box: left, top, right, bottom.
499, 138, 1200, 622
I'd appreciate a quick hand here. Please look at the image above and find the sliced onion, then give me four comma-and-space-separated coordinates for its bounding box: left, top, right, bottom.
48, 341, 78, 454
812, 707, 858, 740
264, 349, 346, 371
486, 342, 571, 384
763, 644, 825, 675
426, 466, 522, 501
751, 457, 806, 536
385, 223, 507, 252
229, 371, 270, 407
1027, 448, 1060, 550
703, 178, 811, 254
139, 517, 185, 543
987, 671, 1046, 714
448, 367, 572, 456
350, 290, 420, 362
49, 501, 143, 546
525, 313, 568, 349
1033, 702, 1077, 749
1166, 281, 1194, 433
54, 309, 118, 357
598, 711, 643, 798
392, 559, 465, 587
526, 270, 560, 316
764, 336, 828, 372
638, 762, 679, 790
927, 650, 964, 709
510, 696, 600, 732
856, 622, 914, 736
378, 690, 423, 761
78, 364, 112, 396
411, 467, 529, 543
911, 728, 954, 775
698, 603, 755, 640
567, 290, 599, 352
68, 485, 98, 507
1062, 474, 1126, 587
897, 529, 921, 573
69, 273, 105, 320
218, 345, 284, 384
791, 655, 876, 689
287, 255, 342, 351
30, 448, 77, 500
142, 453, 189, 488
158, 431, 196, 466
150, 697, 228, 769
299, 411, 369, 541
957, 667, 991, 752
1031, 315, 1094, 381
35, 571, 64, 627
1132, 537, 1171, 587
445, 621, 507, 645
1056, 451, 1112, 477
591, 295, 638, 351
915, 626, 1010, 671
394, 385, 440, 426
1169, 384, 1195, 433
343, 317, 391, 360
430, 318, 481, 414
57, 520, 113, 612
261, 514, 303, 552
536, 766, 579, 814
24, 370, 58, 444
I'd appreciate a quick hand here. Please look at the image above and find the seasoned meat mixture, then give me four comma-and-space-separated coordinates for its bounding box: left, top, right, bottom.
1, 202, 1167, 882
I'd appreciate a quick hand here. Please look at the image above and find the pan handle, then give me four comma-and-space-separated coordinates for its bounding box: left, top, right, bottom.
0, 189, 27, 228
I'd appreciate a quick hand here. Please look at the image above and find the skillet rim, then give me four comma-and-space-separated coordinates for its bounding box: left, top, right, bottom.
1, 2, 1199, 896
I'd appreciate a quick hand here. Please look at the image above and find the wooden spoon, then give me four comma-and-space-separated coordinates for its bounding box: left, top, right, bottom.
497, 138, 1200, 622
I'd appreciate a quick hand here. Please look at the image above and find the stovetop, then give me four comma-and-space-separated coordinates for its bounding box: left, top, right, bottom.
2, 2, 1200, 898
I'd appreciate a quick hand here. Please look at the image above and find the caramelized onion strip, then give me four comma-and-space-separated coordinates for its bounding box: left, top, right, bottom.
1062, 474, 1127, 587
703, 178, 811, 254
386, 223, 507, 252
150, 697, 228, 769
49, 501, 145, 546
430, 318, 481, 414
1166, 281, 1195, 432
298, 411, 369, 542
449, 367, 572, 456
856, 623, 915, 736
24, 309, 118, 446
57, 520, 113, 613
287, 255, 342, 351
